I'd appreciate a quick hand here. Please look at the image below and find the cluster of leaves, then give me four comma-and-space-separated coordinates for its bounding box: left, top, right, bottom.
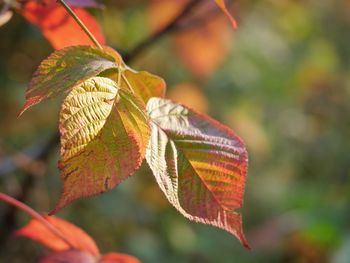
6, 0, 249, 252
21, 42, 249, 247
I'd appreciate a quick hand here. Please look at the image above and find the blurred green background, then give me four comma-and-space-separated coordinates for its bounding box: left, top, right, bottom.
1, 0, 350, 262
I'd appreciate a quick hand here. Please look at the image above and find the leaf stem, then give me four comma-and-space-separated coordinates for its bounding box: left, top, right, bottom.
56, 0, 102, 49
0, 192, 75, 249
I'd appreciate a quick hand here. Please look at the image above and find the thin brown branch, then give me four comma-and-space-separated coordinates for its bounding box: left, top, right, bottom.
124, 0, 203, 62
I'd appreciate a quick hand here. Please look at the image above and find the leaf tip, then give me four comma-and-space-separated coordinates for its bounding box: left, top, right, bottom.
18, 96, 42, 117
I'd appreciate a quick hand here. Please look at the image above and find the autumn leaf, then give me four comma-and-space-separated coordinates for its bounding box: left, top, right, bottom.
65, 0, 102, 8
168, 82, 208, 113
40, 250, 96, 263
51, 77, 150, 214
100, 253, 141, 263
16, 214, 142, 262
214, 0, 238, 28
21, 1, 105, 49
148, 0, 232, 77
20, 45, 119, 115
146, 97, 249, 248
101, 68, 167, 104
16, 216, 99, 255
173, 15, 231, 77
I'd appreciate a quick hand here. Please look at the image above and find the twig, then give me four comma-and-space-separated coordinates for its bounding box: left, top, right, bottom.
0, 133, 59, 241
124, 0, 202, 62
0, 192, 75, 248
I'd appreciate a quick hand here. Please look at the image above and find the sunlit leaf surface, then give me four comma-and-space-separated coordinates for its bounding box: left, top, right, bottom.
146, 97, 249, 248
51, 77, 150, 214
20, 46, 119, 115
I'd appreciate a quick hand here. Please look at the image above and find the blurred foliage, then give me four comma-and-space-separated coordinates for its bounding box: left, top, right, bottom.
1, 0, 350, 262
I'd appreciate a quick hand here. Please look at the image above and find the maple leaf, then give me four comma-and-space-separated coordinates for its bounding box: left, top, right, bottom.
20, 1, 105, 49
51, 77, 150, 214
146, 97, 249, 248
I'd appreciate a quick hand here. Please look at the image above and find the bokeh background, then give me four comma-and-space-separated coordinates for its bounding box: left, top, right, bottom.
1, 0, 350, 262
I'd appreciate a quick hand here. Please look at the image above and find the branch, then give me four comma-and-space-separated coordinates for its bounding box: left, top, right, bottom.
124, 0, 202, 62
0, 192, 75, 248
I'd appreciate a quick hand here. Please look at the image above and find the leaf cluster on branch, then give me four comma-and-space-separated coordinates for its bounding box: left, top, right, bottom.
1, 0, 250, 258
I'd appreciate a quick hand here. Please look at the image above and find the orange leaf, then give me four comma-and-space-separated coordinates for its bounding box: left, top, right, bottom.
148, 0, 232, 77
148, 0, 189, 32
40, 250, 96, 263
16, 216, 99, 256
214, 0, 237, 28
99, 253, 141, 263
21, 2, 105, 49
168, 82, 208, 113
173, 16, 231, 77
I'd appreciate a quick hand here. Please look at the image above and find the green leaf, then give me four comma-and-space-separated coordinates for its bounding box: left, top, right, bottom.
20, 46, 120, 115
145, 97, 249, 248
50, 77, 150, 214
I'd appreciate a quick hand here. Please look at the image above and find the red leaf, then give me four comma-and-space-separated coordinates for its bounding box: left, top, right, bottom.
146, 98, 249, 248
65, 0, 102, 8
21, 2, 105, 49
16, 216, 99, 256
99, 253, 141, 263
40, 250, 96, 263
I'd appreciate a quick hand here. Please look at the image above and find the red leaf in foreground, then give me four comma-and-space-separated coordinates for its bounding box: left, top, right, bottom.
16, 216, 99, 256
100, 253, 141, 263
21, 2, 105, 49
40, 250, 96, 263
214, 0, 237, 28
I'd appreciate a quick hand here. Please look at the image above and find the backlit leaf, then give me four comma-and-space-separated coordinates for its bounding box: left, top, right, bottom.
145, 98, 249, 248
21, 1, 105, 49
121, 69, 166, 104
101, 68, 166, 104
20, 46, 119, 115
99, 253, 141, 263
214, 0, 237, 28
16, 216, 99, 255
51, 77, 150, 214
